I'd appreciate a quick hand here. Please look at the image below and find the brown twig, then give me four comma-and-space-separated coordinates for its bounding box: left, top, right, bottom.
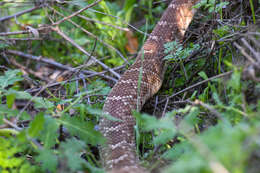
2, 38, 43, 41
5, 49, 119, 82
159, 71, 233, 104
0, 5, 43, 22
234, 42, 256, 64
53, 0, 102, 25
9, 58, 49, 82
0, 26, 51, 36
26, 65, 124, 93
51, 26, 121, 78
49, 6, 128, 64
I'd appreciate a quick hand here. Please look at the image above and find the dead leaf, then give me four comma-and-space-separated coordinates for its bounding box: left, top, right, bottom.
125, 30, 138, 54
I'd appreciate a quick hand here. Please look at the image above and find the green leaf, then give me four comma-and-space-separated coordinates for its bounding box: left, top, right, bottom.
6, 90, 32, 100
33, 97, 54, 110
40, 116, 59, 149
0, 104, 19, 116
60, 138, 86, 171
58, 115, 105, 145
227, 70, 241, 91
123, 0, 136, 22
28, 112, 45, 138
0, 70, 23, 89
35, 149, 57, 172
87, 106, 122, 122
153, 129, 176, 145
6, 93, 16, 108
198, 71, 208, 80
184, 107, 200, 125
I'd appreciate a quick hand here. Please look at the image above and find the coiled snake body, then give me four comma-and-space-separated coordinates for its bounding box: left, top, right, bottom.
100, 0, 199, 172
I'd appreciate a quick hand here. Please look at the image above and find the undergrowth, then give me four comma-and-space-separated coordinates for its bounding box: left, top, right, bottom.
0, 0, 259, 173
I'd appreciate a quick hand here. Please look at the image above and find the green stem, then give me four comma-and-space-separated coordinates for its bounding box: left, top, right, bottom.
249, 0, 256, 24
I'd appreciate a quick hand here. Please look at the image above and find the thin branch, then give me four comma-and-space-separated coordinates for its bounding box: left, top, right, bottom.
241, 38, 259, 61
87, 8, 149, 36
2, 37, 43, 41
53, 0, 102, 25
9, 58, 49, 82
51, 26, 121, 78
3, 118, 22, 131
0, 26, 51, 36
49, 6, 128, 64
0, 5, 43, 22
26, 65, 124, 93
159, 71, 233, 104
5, 49, 119, 82
234, 42, 256, 64
0, 30, 32, 36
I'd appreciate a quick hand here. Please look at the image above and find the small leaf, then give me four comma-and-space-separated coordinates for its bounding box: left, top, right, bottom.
198, 71, 208, 80
87, 106, 122, 122
6, 93, 15, 108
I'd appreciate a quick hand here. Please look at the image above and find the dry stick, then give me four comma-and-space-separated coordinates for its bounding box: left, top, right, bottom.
49, 6, 128, 64
53, 0, 102, 26
234, 42, 256, 64
2, 38, 43, 41
26, 65, 124, 93
159, 71, 233, 104
3, 118, 22, 131
9, 58, 49, 82
241, 38, 259, 61
51, 26, 121, 79
0, 30, 33, 36
0, 5, 43, 22
5, 50, 118, 82
0, 26, 51, 36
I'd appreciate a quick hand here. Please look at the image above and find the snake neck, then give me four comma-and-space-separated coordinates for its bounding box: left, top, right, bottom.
100, 0, 199, 172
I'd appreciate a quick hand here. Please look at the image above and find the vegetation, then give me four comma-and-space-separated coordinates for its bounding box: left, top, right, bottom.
0, 0, 259, 173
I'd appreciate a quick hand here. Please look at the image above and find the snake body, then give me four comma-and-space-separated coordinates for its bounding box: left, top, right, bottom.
100, 0, 199, 172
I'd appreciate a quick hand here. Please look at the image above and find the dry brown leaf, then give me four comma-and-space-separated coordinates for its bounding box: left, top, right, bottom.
125, 30, 138, 54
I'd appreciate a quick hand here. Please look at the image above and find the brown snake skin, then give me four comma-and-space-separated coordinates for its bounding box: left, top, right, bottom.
100, 0, 200, 172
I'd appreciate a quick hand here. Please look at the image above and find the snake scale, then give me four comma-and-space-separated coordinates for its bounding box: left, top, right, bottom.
100, 0, 199, 172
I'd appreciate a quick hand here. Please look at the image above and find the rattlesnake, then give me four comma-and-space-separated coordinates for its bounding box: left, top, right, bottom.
100, 0, 200, 172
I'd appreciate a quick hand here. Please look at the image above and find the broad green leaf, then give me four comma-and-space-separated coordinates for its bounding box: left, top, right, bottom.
35, 149, 57, 172
58, 115, 105, 145
60, 138, 86, 171
153, 130, 176, 145
40, 116, 59, 149
28, 112, 45, 138
0, 70, 23, 89
5, 90, 32, 100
